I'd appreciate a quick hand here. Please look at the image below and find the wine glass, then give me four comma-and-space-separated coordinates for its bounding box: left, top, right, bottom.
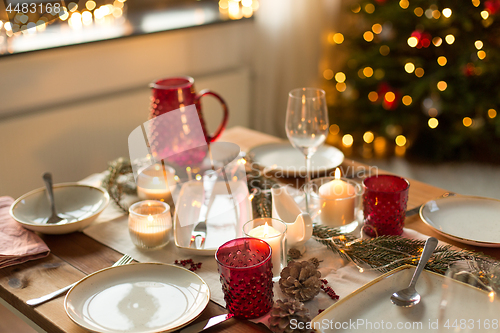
285, 88, 329, 210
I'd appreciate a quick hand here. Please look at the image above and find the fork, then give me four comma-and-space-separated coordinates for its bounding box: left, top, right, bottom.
26, 254, 134, 306
190, 221, 207, 249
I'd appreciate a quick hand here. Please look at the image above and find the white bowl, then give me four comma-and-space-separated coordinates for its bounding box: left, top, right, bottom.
10, 183, 110, 234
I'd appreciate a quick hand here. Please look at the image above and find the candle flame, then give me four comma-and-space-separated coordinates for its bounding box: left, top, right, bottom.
147, 214, 153, 222
264, 222, 269, 237
489, 291, 496, 302
335, 168, 341, 180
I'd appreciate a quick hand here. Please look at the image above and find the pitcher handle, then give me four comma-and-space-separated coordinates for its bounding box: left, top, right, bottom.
195, 89, 229, 142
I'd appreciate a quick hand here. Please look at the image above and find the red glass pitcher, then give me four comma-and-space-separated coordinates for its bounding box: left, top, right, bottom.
148, 76, 229, 166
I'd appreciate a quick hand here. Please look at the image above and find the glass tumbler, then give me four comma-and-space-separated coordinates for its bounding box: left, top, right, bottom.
362, 174, 409, 236
215, 238, 274, 319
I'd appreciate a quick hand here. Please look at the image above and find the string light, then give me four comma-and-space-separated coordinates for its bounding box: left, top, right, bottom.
342, 134, 354, 147
372, 23, 382, 34
428, 118, 439, 129
363, 31, 374, 42
335, 72, 346, 82
442, 8, 452, 17
395, 135, 406, 146
374, 68, 385, 79
336, 82, 347, 92
405, 62, 415, 73
478, 50, 486, 59
402, 95, 412, 106
437, 56, 447, 66
363, 131, 375, 143
323, 69, 334, 80
415, 68, 425, 77
472, 0, 480, 7
463, 117, 473, 127
86, 0, 96, 10
399, 0, 409, 9
332, 33, 344, 44
475, 40, 483, 49
363, 67, 374, 77
437, 81, 447, 91
445, 34, 455, 44
433, 37, 443, 47
488, 109, 497, 118
414, 7, 424, 17
364, 3, 375, 14
352, 4, 361, 13
385, 91, 396, 103
379, 45, 390, 55
408, 36, 418, 47
481, 11, 489, 19
329, 124, 340, 135
368, 91, 378, 102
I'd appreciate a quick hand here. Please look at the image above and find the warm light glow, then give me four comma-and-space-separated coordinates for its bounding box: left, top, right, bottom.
405, 62, 415, 73
147, 214, 154, 222
334, 168, 341, 180
358, 69, 365, 79
445, 34, 455, 44
402, 95, 412, 106
463, 117, 473, 127
365, 3, 375, 13
195, 174, 202, 181
432, 10, 441, 19
330, 124, 340, 135
437, 56, 447, 66
363, 31, 374, 42
372, 23, 382, 34
241, 0, 252, 7
68, 2, 78, 12
335, 72, 346, 83
333, 33, 344, 44
363, 67, 374, 77
488, 109, 497, 118
60, 9, 70, 20
363, 131, 375, 143
336, 82, 347, 92
437, 81, 447, 91
342, 134, 354, 147
263, 222, 269, 237
399, 0, 409, 9
380, 45, 390, 56
395, 135, 407, 146
323, 69, 334, 80
352, 4, 361, 13
481, 10, 489, 19
415, 68, 425, 77
414, 7, 424, 17
408, 36, 418, 48
113, 7, 123, 18
82, 11, 93, 25
86, 0, 96, 10
478, 50, 486, 59
442, 8, 452, 17
368, 91, 378, 102
475, 40, 484, 49
489, 291, 495, 302
114, 0, 124, 9
219, 0, 229, 9
428, 118, 439, 129
472, 0, 480, 6
36, 20, 47, 32
385, 91, 396, 103
433, 37, 443, 47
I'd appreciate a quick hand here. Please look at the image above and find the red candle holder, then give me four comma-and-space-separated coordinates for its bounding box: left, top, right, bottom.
362, 174, 410, 237
215, 238, 274, 318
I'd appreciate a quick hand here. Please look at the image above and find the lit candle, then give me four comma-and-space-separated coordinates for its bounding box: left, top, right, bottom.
136, 163, 175, 203
128, 200, 172, 249
318, 168, 356, 226
248, 222, 283, 277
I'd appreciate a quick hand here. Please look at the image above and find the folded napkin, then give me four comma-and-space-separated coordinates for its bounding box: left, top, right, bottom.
0, 197, 50, 269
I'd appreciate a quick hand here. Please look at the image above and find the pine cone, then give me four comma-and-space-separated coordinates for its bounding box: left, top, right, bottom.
288, 248, 302, 259
268, 299, 311, 333
279, 260, 321, 302
308, 257, 320, 268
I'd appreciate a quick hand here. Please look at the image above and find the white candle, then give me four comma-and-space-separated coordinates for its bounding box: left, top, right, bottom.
128, 201, 172, 249
318, 168, 356, 227
136, 163, 175, 203
248, 223, 283, 277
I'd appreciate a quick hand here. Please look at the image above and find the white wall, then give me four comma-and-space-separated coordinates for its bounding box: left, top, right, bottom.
0, 21, 253, 198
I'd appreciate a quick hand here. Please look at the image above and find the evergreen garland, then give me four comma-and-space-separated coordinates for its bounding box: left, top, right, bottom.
101, 157, 136, 214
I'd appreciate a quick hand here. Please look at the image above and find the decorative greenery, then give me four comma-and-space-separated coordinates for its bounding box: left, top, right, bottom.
328, 0, 500, 162
101, 157, 136, 214
313, 224, 498, 275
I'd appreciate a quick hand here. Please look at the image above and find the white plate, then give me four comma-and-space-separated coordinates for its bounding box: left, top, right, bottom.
312, 265, 500, 332
248, 142, 344, 177
420, 196, 500, 247
65, 263, 210, 333
10, 183, 110, 234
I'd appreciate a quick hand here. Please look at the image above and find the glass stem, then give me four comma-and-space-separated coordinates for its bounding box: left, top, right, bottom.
305, 154, 312, 214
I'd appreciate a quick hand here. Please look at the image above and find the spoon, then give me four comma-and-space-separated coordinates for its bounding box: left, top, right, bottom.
42, 172, 67, 224
390, 237, 438, 307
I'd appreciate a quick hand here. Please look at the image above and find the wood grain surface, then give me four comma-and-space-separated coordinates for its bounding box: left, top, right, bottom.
0, 126, 498, 333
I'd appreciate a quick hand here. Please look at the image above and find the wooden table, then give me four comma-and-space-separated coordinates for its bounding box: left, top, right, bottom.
1, 126, 498, 333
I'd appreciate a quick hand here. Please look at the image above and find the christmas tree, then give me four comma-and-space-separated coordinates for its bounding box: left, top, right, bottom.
326, 0, 500, 162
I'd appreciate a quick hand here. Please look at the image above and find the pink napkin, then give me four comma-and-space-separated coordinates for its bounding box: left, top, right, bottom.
0, 197, 50, 269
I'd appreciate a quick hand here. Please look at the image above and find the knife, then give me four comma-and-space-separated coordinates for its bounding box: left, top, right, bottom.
405, 192, 455, 217
180, 314, 234, 333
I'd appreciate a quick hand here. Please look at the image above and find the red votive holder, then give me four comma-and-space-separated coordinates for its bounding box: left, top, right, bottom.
215, 238, 274, 319
362, 174, 410, 237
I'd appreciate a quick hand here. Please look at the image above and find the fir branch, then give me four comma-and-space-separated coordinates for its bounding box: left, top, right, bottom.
101, 157, 135, 214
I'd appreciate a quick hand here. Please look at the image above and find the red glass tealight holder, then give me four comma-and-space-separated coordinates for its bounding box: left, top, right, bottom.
215, 238, 274, 319
362, 174, 410, 237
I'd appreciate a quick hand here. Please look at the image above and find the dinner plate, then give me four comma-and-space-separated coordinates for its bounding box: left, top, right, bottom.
248, 142, 344, 177
419, 195, 500, 247
65, 263, 210, 333
312, 265, 500, 332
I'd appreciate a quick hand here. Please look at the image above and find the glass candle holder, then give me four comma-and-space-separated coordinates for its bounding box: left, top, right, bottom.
128, 200, 172, 249
136, 163, 176, 203
362, 174, 410, 237
242, 218, 287, 280
308, 176, 363, 233
215, 238, 274, 318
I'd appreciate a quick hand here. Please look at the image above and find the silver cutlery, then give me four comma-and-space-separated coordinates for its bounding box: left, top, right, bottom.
190, 170, 217, 249
405, 192, 455, 217
27, 254, 134, 306
42, 172, 67, 224
190, 221, 207, 249
179, 313, 234, 333
390, 237, 438, 307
